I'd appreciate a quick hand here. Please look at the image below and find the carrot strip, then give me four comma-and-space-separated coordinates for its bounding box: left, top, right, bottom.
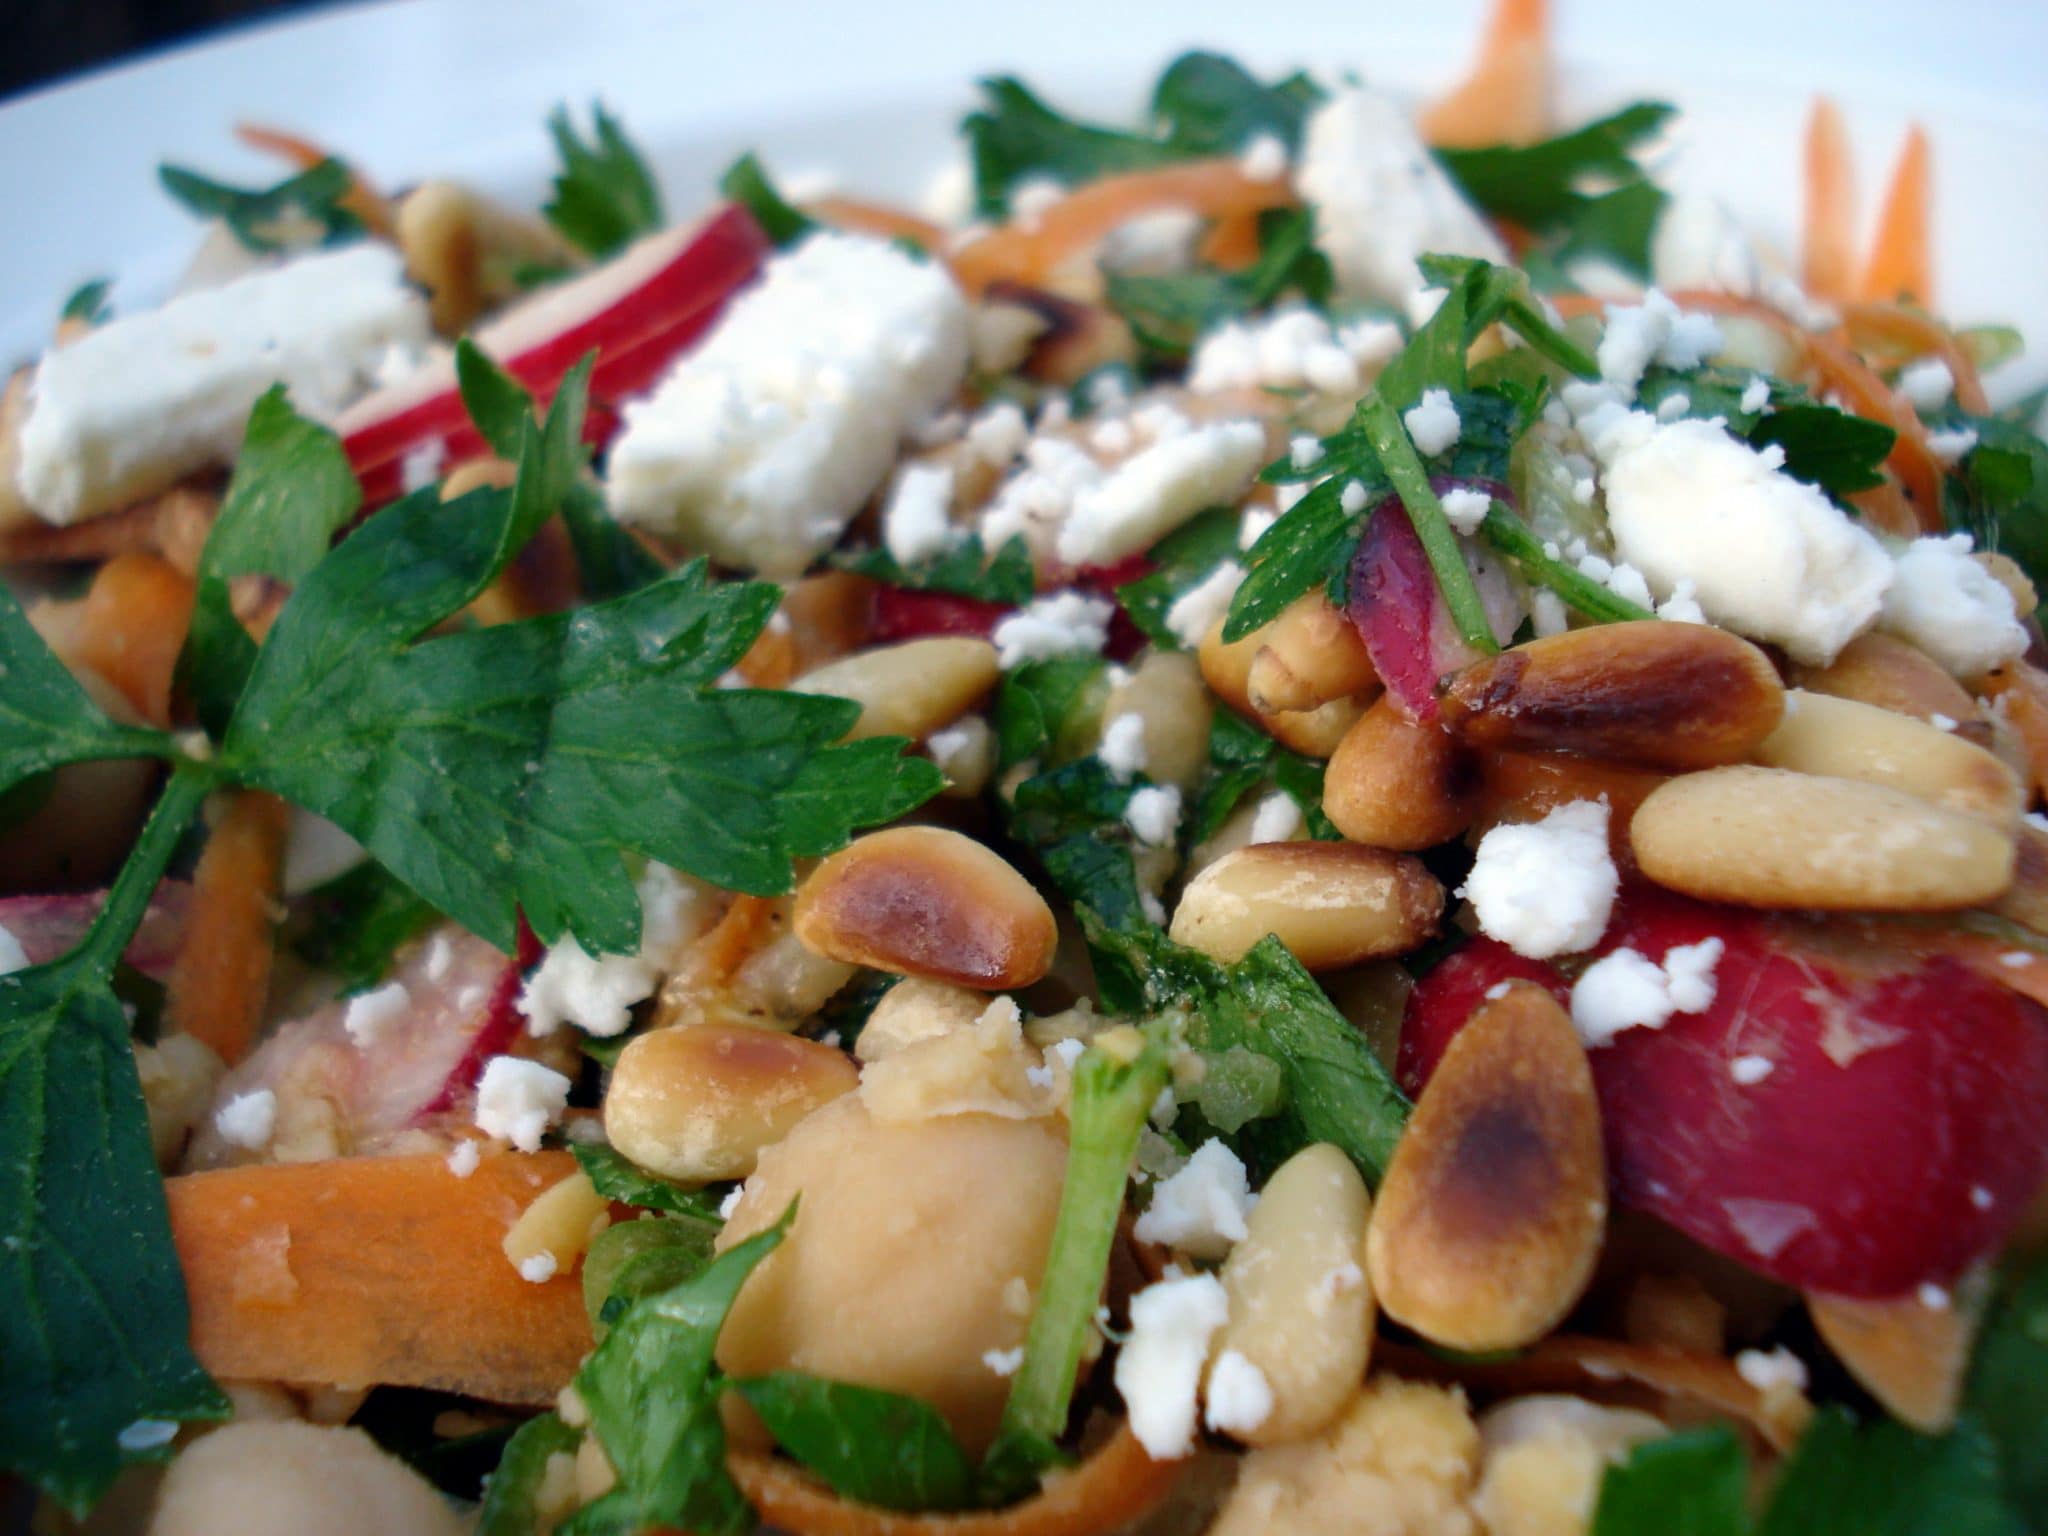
168, 1150, 590, 1405
74, 552, 195, 728
1802, 97, 1858, 302
728, 1423, 1180, 1536
1197, 211, 1263, 271
808, 197, 947, 251
1419, 0, 1552, 148
1858, 125, 1932, 306
233, 121, 395, 238
1840, 302, 1989, 414
949, 161, 1295, 296
166, 790, 290, 1064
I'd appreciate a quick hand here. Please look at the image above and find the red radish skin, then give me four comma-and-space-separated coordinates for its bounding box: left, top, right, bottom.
1401, 889, 2048, 1296
1348, 499, 1487, 723
0, 884, 192, 980
870, 586, 1008, 644
418, 918, 542, 1116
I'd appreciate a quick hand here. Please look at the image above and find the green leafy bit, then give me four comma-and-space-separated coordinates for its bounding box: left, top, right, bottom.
1105, 207, 1332, 362
1186, 709, 1340, 846
1479, 503, 1654, 623
839, 532, 1036, 607
1964, 1249, 2048, 1524
545, 103, 664, 259
718, 154, 819, 249
573, 1143, 728, 1221
994, 656, 1109, 769
1590, 1425, 1748, 1536
735, 1375, 976, 1512
478, 1413, 582, 1536
1116, 507, 1243, 646
0, 585, 173, 793
1357, 390, 1500, 653
157, 158, 364, 252
290, 862, 441, 995
1943, 413, 2048, 603
564, 1209, 793, 1536
582, 1216, 722, 1334
59, 279, 110, 326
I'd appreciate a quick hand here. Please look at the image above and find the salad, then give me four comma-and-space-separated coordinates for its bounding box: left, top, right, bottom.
3, 1, 2045, 1532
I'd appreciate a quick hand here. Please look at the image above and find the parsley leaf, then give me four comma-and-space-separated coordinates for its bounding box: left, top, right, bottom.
290, 862, 440, 995
1965, 1250, 2048, 1523
545, 104, 664, 259
1944, 414, 2048, 602
0, 584, 171, 791
839, 533, 1036, 606
734, 1374, 975, 1511
157, 158, 363, 252
1751, 404, 1897, 497
583, 1216, 723, 1334
718, 154, 818, 249
993, 657, 1109, 769
478, 1413, 582, 1536
1149, 52, 1323, 157
573, 1143, 727, 1221
1106, 207, 1332, 362
1186, 709, 1339, 845
59, 279, 110, 326
1115, 507, 1243, 645
1591, 1425, 1748, 1536
1758, 1410, 2026, 1536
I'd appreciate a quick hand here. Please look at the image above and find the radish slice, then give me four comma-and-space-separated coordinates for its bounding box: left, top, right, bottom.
1347, 500, 1486, 723
870, 586, 1007, 644
340, 205, 769, 500
1401, 890, 2048, 1296
0, 884, 191, 980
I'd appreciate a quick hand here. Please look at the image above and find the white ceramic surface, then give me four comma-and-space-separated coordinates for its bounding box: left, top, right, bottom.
1, 0, 2045, 395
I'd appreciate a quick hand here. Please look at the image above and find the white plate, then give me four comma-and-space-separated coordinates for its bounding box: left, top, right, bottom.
2, 0, 2046, 398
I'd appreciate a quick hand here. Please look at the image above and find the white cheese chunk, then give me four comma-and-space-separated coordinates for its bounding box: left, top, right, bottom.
1133, 1139, 1258, 1259
1165, 561, 1246, 649
519, 863, 712, 1038
1595, 289, 1723, 397
1188, 306, 1401, 399
1054, 418, 1266, 567
17, 243, 429, 525
1881, 534, 2028, 676
607, 232, 971, 575
342, 981, 412, 1051
0, 921, 26, 977
474, 1057, 572, 1153
1439, 486, 1491, 536
214, 1089, 278, 1150
1897, 358, 1955, 411
1247, 791, 1303, 845
881, 462, 959, 566
1204, 1349, 1275, 1436
1125, 785, 1183, 849
1099, 712, 1150, 782
1402, 389, 1462, 457
991, 591, 1114, 669
1569, 937, 1723, 1048
1115, 1273, 1231, 1459
1461, 801, 1618, 960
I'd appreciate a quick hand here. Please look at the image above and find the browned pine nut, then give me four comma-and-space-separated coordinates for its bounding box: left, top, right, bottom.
1474, 749, 1667, 857
1102, 651, 1214, 790
1246, 594, 1378, 716
1441, 621, 1784, 770
1170, 843, 1442, 970
1197, 615, 1264, 717
502, 1169, 611, 1274
1796, 631, 1978, 727
1322, 694, 1480, 850
1259, 693, 1367, 760
793, 826, 1058, 988
1756, 690, 2021, 826
1992, 822, 2048, 936
1367, 983, 1606, 1353
602, 1023, 857, 1182
1630, 765, 2016, 911
795, 637, 999, 742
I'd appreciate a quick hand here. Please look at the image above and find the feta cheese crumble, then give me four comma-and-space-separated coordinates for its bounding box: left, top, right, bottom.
517, 1251, 559, 1284
1569, 938, 1724, 1047
1133, 1139, 1258, 1259
1439, 486, 1491, 536
1897, 357, 1955, 411
1248, 791, 1304, 845
520, 863, 711, 1037
474, 1057, 572, 1152
1879, 534, 2028, 677
982, 1347, 1026, 1377
1735, 1347, 1809, 1397
607, 232, 971, 575
1926, 426, 1979, 464
1402, 389, 1462, 457
215, 1089, 278, 1150
1739, 374, 1772, 415
881, 462, 959, 565
1730, 1054, 1775, 1086
1188, 306, 1401, 398
1164, 560, 1246, 649
1054, 417, 1266, 567
342, 980, 411, 1050
1115, 1273, 1232, 1459
447, 1140, 482, 1178
992, 591, 1115, 669
1126, 785, 1184, 848
1594, 289, 1724, 397
1099, 713, 1150, 782
1204, 1349, 1275, 1436
1461, 801, 1619, 959
1238, 132, 1290, 183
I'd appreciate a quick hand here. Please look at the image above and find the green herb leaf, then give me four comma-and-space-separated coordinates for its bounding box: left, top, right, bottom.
1591, 1425, 1749, 1536
1965, 1250, 2048, 1523
1479, 503, 1653, 623
564, 1207, 792, 1536
993, 657, 1109, 769
718, 154, 819, 249
1116, 507, 1243, 645
456, 338, 537, 460
574, 1143, 727, 1221
1150, 52, 1322, 156
1750, 403, 1897, 497
1105, 207, 1331, 361
290, 862, 441, 995
1757, 1409, 2027, 1536
582, 1216, 722, 1335
157, 158, 363, 252
59, 279, 110, 326
840, 533, 1036, 607
1224, 473, 1376, 642
0, 584, 170, 797
1357, 391, 1500, 653
1944, 414, 2048, 602
0, 769, 229, 1512
545, 104, 664, 259
181, 387, 362, 734
478, 1413, 582, 1536
735, 1374, 975, 1511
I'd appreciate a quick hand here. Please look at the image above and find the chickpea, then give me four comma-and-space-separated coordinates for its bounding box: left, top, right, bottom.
149, 1422, 467, 1536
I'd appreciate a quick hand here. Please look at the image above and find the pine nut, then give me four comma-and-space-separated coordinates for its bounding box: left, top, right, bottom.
1171, 843, 1443, 970
1631, 766, 2016, 911
1198, 615, 1265, 717
1992, 823, 2048, 936
1977, 551, 2038, 619
1103, 651, 1214, 790
1474, 750, 1666, 855
1757, 690, 2021, 826
502, 1169, 611, 1276
1322, 694, 1480, 850
1797, 631, 1976, 727
793, 826, 1058, 988
795, 637, 999, 742
1367, 984, 1606, 1352
1208, 1144, 1374, 1446
1245, 594, 1377, 715
855, 978, 990, 1063
930, 715, 997, 798
1260, 693, 1367, 759
602, 1023, 857, 1182
1442, 621, 1785, 770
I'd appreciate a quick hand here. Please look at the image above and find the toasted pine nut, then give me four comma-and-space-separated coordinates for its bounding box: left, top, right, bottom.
1992, 823, 2048, 936
855, 977, 990, 1063
1198, 616, 1265, 717
1797, 631, 1977, 726
793, 826, 1058, 988
1171, 843, 1443, 970
440, 456, 516, 500
1442, 621, 1784, 770
502, 1169, 611, 1275
1976, 551, 2038, 619
1367, 984, 1606, 1353
1474, 750, 1666, 855
1631, 766, 2017, 911
1757, 690, 2021, 826
602, 1023, 857, 1182
1323, 694, 1480, 850
726, 928, 859, 1027
1259, 693, 1366, 759
1102, 651, 1213, 790
575, 1434, 617, 1502
778, 571, 877, 673
1246, 595, 1378, 715
1808, 1269, 1990, 1433
795, 637, 999, 742
397, 180, 579, 335
1209, 1144, 1374, 1446
931, 715, 997, 799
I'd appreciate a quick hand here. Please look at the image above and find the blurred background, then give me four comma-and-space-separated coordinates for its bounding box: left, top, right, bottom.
8, 0, 319, 98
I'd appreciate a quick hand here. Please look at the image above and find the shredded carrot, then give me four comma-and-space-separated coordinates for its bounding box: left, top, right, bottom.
949, 161, 1295, 296
74, 552, 195, 728
1802, 98, 1858, 303
1197, 211, 1264, 271
1419, 0, 1552, 148
168, 1150, 590, 1405
728, 1423, 1181, 1536
166, 790, 290, 1064
809, 197, 947, 252
1840, 302, 1989, 413
1859, 125, 1932, 306
233, 121, 395, 238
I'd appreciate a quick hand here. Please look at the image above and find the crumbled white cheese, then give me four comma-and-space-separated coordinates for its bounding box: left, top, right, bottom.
1115, 1272, 1232, 1459
474, 1057, 572, 1152
1729, 1054, 1775, 1086
1569, 937, 1724, 1048
1099, 713, 1150, 782
1402, 389, 1462, 457
1204, 1349, 1275, 1436
1054, 418, 1266, 566
965, 401, 1030, 466
447, 1140, 482, 1177
1099, 211, 1204, 276
516, 1251, 559, 1284
342, 980, 411, 1051
1656, 579, 1707, 624
1880, 533, 2028, 677
1339, 479, 1370, 515
718, 1185, 745, 1221
1971, 1185, 1996, 1210
400, 439, 447, 494
1461, 801, 1618, 960
519, 863, 710, 1037
1439, 486, 1491, 536
1735, 1347, 1809, 1396
1294, 86, 1506, 307
982, 1346, 1026, 1377
992, 591, 1115, 669
1126, 785, 1184, 848
1238, 507, 1277, 550
1010, 176, 1065, 226
1188, 306, 1401, 398
1739, 375, 1772, 415
1926, 426, 1979, 464
214, 1089, 278, 1150
882, 462, 959, 565
17, 243, 430, 525
1165, 561, 1246, 649
1593, 412, 1892, 665
116, 1419, 181, 1454
1248, 791, 1303, 845
1238, 132, 1290, 183
1532, 589, 1570, 637
1897, 358, 1955, 411
1655, 392, 1691, 423
1133, 1139, 1258, 1259
0, 921, 26, 977
607, 232, 970, 576
1595, 289, 1724, 396
979, 435, 1103, 557
1918, 1282, 1951, 1311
